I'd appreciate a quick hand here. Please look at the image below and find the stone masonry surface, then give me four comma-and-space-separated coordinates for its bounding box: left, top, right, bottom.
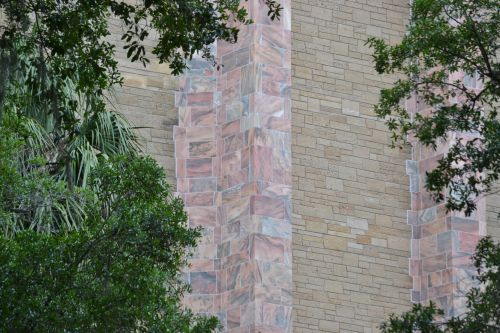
406, 88, 486, 317
175, 1, 293, 332
104, 1, 500, 332
291, 0, 413, 332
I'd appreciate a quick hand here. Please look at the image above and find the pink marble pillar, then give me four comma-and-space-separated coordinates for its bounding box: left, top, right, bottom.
174, 52, 220, 314
175, 1, 292, 332
406, 73, 487, 316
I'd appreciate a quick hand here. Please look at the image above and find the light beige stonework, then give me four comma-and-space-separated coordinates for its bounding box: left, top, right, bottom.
107, 16, 179, 186
291, 0, 412, 332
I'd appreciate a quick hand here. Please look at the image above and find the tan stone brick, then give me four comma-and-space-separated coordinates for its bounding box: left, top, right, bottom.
319, 320, 340, 332
324, 236, 348, 251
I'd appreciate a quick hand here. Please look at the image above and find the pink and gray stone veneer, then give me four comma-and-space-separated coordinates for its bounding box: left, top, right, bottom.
406, 88, 486, 317
174, 1, 292, 332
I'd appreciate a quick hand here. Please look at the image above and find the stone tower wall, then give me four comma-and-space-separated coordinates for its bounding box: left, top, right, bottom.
106, 0, 500, 332
290, 0, 413, 332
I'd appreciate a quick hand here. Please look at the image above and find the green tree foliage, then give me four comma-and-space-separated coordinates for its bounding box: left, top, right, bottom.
0, 131, 217, 331
0, 111, 88, 236
380, 237, 500, 333
0, 0, 281, 188
368, 0, 499, 215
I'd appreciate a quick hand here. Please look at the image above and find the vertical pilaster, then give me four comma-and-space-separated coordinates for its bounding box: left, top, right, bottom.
406, 89, 486, 316
216, 1, 292, 331
175, 1, 292, 332
175, 54, 220, 315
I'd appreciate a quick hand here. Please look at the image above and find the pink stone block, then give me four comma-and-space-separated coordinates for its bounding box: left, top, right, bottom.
186, 126, 214, 141
191, 107, 216, 126
253, 94, 283, 116
222, 85, 241, 105
191, 271, 217, 294
184, 295, 214, 313
260, 262, 292, 289
262, 303, 291, 329
409, 259, 422, 276
191, 243, 217, 260
254, 286, 282, 306
222, 187, 242, 205
411, 192, 422, 211
213, 294, 223, 312
442, 268, 453, 284
176, 178, 188, 193
422, 254, 447, 273
248, 128, 273, 147
221, 221, 240, 243
185, 192, 214, 207
224, 134, 245, 154
218, 40, 235, 58
175, 140, 188, 158
250, 195, 285, 220
262, 66, 289, 83
173, 126, 186, 140
261, 183, 292, 198
227, 307, 241, 329
428, 271, 442, 288
449, 217, 479, 233
227, 67, 242, 87
223, 287, 251, 308
186, 158, 213, 177
222, 151, 242, 176
187, 92, 213, 106
222, 252, 251, 270
225, 169, 249, 189
251, 146, 273, 182
261, 26, 287, 50
189, 178, 217, 192
222, 119, 241, 138
176, 158, 186, 178
421, 220, 447, 237
251, 234, 285, 263
457, 232, 480, 254
189, 141, 216, 158
251, 44, 283, 67
227, 265, 242, 290
186, 206, 217, 227
241, 147, 250, 169
241, 182, 260, 197
224, 198, 251, 223
241, 261, 262, 287
272, 168, 292, 185
419, 236, 437, 258
262, 80, 281, 96
265, 117, 291, 131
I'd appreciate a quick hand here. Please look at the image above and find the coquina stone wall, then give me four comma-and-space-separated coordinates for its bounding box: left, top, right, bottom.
291, 0, 413, 332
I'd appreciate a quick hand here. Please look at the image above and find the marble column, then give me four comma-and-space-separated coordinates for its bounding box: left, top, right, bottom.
406, 73, 487, 316
175, 1, 292, 332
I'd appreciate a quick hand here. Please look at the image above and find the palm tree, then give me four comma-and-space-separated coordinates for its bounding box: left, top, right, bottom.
0, 36, 138, 235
